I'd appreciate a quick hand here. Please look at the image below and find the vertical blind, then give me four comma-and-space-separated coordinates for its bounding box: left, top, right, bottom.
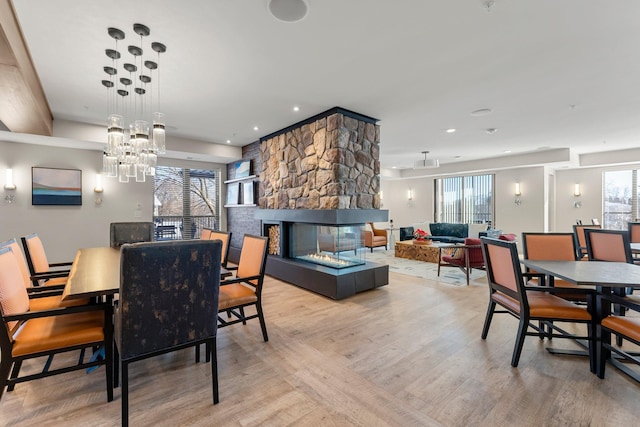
435, 174, 494, 226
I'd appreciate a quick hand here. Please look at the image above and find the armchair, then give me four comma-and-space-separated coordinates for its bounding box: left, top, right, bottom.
437, 237, 485, 285
363, 222, 387, 252
21, 233, 71, 287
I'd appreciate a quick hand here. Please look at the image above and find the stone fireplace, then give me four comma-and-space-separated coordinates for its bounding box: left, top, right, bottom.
251, 107, 388, 299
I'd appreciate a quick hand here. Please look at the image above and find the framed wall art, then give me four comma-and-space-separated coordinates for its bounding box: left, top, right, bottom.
32, 167, 82, 206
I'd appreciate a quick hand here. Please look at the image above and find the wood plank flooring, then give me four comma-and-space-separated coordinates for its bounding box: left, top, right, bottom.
2, 271, 640, 426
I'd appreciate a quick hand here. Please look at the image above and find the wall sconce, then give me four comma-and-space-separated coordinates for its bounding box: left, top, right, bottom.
4, 168, 16, 204
407, 189, 413, 201
574, 183, 581, 197
573, 183, 582, 208
4, 169, 16, 190
94, 173, 104, 205
514, 182, 522, 205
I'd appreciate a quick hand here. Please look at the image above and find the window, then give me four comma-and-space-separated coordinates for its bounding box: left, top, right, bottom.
603, 169, 638, 229
153, 166, 220, 239
434, 174, 494, 226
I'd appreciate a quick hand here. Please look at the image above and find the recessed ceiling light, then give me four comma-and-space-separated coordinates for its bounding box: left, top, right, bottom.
293, 106, 300, 112
392, 166, 397, 169
471, 108, 493, 117
503, 150, 511, 153
226, 140, 231, 144
485, 128, 497, 134
253, 126, 259, 131
446, 128, 456, 133
454, 156, 462, 159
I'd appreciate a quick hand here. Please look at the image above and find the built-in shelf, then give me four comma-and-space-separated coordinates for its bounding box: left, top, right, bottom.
224, 204, 257, 208
224, 175, 256, 184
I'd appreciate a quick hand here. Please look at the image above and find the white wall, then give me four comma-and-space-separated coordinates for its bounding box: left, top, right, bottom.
0, 140, 227, 262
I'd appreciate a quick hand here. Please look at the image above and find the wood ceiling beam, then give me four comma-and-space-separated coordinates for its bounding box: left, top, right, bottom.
0, 0, 52, 136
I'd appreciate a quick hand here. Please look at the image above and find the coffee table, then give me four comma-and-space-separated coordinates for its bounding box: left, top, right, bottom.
394, 240, 454, 263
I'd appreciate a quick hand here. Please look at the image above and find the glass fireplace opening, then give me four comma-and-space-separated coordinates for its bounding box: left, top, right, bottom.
289, 223, 365, 269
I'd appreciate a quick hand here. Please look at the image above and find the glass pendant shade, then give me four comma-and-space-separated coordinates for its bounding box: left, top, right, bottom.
153, 112, 166, 154
103, 153, 118, 178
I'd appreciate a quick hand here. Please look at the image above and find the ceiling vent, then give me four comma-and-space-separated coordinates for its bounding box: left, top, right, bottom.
413, 151, 440, 169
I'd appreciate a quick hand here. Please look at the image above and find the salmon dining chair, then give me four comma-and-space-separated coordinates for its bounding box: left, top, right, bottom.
572, 224, 602, 259
0, 246, 113, 401
208, 230, 232, 268
480, 237, 596, 371
20, 233, 71, 287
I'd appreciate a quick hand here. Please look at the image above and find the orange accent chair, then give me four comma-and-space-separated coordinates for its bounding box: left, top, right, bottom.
217, 234, 269, 342
437, 237, 485, 285
480, 237, 595, 371
20, 233, 71, 287
0, 246, 113, 401
363, 223, 387, 252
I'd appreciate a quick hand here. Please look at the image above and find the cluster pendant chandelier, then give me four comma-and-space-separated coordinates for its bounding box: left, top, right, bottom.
101, 24, 167, 183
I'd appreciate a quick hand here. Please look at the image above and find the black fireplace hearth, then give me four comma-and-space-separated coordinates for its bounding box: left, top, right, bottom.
255, 209, 389, 299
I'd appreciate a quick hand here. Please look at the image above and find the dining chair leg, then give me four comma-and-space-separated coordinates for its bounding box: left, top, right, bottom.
588, 321, 597, 374
195, 344, 201, 363
6, 360, 22, 391
210, 337, 219, 404
257, 303, 269, 342
239, 307, 247, 325
0, 358, 12, 400
511, 317, 528, 367
205, 341, 211, 363
122, 361, 129, 427
481, 300, 496, 339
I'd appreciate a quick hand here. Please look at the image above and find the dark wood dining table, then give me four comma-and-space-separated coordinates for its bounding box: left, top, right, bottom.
62, 246, 232, 302
520, 259, 640, 377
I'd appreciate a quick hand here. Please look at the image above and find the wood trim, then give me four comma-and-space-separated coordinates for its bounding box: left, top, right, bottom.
0, 0, 52, 135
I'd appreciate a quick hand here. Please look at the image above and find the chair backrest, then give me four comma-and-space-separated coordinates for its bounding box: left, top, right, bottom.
522, 232, 578, 262
118, 240, 221, 361
208, 230, 231, 267
399, 227, 414, 241
628, 222, 640, 243
480, 237, 525, 308
585, 228, 633, 263
0, 238, 37, 289
572, 224, 602, 258
110, 222, 154, 248
463, 237, 484, 264
21, 233, 51, 275
0, 246, 31, 330
236, 234, 269, 288
200, 227, 213, 240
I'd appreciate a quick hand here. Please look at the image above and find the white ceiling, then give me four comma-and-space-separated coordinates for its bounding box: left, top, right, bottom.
10, 0, 640, 170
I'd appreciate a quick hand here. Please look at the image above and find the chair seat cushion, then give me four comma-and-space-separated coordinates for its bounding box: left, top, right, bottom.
12, 311, 104, 357
219, 283, 257, 310
29, 295, 91, 311
492, 290, 591, 320
602, 316, 640, 343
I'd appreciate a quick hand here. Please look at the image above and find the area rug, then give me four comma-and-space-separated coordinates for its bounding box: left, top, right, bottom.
364, 249, 487, 286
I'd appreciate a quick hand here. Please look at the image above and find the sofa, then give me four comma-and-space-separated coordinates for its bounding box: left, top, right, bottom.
401, 222, 498, 244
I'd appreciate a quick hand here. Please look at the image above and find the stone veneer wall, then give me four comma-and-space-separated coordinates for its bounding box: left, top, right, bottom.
259, 112, 381, 210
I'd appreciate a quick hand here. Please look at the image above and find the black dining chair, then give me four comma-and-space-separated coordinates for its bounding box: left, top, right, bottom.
115, 239, 221, 426
109, 222, 154, 247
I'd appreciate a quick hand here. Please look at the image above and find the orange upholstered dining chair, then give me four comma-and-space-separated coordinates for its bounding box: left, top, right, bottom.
208, 230, 232, 268
0, 246, 113, 401
200, 227, 213, 240
20, 233, 71, 287
572, 224, 602, 259
522, 232, 594, 302
437, 237, 484, 285
628, 222, 640, 243
218, 234, 269, 341
480, 237, 596, 371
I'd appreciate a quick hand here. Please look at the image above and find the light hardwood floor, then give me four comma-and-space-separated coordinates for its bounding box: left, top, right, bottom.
1, 271, 640, 426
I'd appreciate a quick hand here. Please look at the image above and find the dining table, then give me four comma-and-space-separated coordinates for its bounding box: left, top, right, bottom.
62, 246, 232, 302
520, 259, 640, 378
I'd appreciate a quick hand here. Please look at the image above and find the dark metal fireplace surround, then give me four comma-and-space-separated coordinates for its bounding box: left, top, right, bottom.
255, 209, 389, 299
